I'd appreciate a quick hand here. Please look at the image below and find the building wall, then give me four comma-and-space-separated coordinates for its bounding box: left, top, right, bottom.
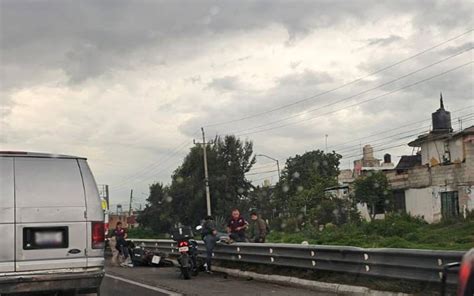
385, 135, 473, 223
421, 138, 465, 167
421, 140, 444, 166
405, 187, 434, 222
450, 137, 465, 163
356, 203, 371, 221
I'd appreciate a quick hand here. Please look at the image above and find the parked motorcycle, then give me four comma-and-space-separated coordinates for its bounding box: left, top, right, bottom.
171, 226, 199, 279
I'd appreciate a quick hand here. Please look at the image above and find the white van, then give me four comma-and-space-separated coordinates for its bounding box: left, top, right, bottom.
0, 152, 105, 295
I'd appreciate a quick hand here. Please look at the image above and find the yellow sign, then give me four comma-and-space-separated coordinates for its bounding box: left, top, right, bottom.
101, 198, 108, 211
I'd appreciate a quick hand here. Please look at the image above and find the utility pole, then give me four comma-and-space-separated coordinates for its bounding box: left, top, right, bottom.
105, 185, 109, 210
325, 134, 328, 153
256, 154, 281, 180
194, 127, 212, 216
129, 189, 133, 216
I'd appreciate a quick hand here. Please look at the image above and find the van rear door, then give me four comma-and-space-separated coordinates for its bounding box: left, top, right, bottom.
0, 158, 15, 272
14, 157, 88, 271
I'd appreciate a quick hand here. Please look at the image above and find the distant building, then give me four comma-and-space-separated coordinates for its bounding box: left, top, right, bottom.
334, 94, 474, 223
338, 169, 354, 184
386, 96, 474, 223
353, 145, 394, 176
109, 212, 139, 229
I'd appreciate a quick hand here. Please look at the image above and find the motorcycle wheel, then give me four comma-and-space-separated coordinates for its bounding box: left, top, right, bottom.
191, 258, 198, 276
181, 267, 191, 280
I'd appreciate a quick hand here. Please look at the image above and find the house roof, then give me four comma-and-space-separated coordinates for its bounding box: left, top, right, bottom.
408, 125, 474, 147
395, 154, 422, 171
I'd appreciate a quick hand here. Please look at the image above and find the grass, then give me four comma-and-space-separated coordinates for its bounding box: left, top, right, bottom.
127, 227, 169, 239
127, 215, 473, 251
267, 215, 474, 251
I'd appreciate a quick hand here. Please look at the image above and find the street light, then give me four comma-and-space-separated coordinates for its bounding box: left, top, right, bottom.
255, 154, 281, 180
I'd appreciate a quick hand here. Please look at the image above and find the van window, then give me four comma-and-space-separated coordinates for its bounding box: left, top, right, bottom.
15, 158, 85, 208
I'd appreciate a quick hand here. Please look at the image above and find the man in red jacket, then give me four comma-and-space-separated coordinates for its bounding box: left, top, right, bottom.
226, 208, 248, 242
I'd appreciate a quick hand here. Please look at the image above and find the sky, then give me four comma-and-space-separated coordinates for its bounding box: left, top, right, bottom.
1, 0, 473, 210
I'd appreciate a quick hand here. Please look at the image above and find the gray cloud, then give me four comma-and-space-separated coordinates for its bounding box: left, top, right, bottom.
2, 0, 470, 88
367, 35, 403, 47
207, 76, 243, 92
1, 0, 473, 205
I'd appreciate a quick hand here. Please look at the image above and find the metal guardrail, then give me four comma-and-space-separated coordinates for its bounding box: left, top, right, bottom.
130, 239, 465, 285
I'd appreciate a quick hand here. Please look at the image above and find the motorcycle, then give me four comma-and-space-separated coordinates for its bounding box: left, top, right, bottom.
128, 241, 171, 267
171, 226, 199, 279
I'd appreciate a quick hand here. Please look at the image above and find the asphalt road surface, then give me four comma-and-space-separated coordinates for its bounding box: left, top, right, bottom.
101, 262, 327, 296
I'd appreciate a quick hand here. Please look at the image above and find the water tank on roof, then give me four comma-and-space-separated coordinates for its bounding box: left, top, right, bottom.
432, 94, 452, 133
384, 153, 391, 164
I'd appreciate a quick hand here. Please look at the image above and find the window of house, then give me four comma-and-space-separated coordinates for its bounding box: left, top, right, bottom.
393, 190, 406, 213
441, 191, 459, 218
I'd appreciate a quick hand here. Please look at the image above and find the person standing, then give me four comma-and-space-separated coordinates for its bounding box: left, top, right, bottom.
201, 215, 217, 274
112, 221, 130, 266
226, 209, 248, 242
248, 211, 268, 243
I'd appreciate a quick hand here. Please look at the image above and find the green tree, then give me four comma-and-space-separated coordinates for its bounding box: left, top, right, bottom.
137, 182, 174, 234
273, 150, 342, 218
165, 135, 256, 226
247, 185, 277, 220
353, 171, 393, 221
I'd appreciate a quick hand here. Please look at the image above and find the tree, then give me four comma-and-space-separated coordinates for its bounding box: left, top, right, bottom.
273, 150, 342, 217
353, 171, 393, 221
163, 135, 256, 226
137, 182, 174, 233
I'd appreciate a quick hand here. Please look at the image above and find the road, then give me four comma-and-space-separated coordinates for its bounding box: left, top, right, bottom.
101, 262, 327, 296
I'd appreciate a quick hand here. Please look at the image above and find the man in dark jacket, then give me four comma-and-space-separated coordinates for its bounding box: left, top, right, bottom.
201, 216, 217, 273
111, 221, 130, 266
227, 209, 248, 242
248, 211, 268, 243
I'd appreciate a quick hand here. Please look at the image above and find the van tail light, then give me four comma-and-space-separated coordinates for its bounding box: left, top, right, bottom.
92, 221, 105, 249
458, 261, 472, 296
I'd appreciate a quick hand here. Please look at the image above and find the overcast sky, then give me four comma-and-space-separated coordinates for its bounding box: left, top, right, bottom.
1, 0, 473, 209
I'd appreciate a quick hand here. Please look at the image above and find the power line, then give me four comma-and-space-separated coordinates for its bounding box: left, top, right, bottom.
204, 29, 473, 128
327, 106, 473, 150
245, 112, 473, 178
110, 134, 198, 191
338, 116, 473, 158
236, 61, 473, 137
110, 133, 197, 188
340, 116, 474, 160
231, 48, 472, 135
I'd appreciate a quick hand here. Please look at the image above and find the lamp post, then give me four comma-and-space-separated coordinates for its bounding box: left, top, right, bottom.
256, 154, 281, 180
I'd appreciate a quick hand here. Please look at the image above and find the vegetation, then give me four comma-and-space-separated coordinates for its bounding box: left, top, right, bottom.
137, 135, 256, 231
135, 134, 472, 252
353, 171, 393, 221
267, 214, 473, 250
